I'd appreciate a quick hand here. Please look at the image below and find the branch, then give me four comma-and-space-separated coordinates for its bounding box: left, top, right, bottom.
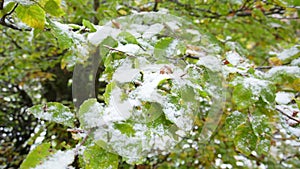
0, 3, 32, 31
93, 0, 99, 24
153, 0, 159, 12
168, 0, 221, 18
255, 66, 273, 70
0, 0, 4, 10
276, 107, 300, 124
103, 45, 136, 58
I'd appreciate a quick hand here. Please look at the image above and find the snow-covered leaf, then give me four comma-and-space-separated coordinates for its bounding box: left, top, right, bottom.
82, 144, 118, 169
33, 149, 75, 169
78, 98, 104, 129
20, 143, 53, 169
27, 102, 75, 127
234, 122, 258, 156
224, 111, 247, 139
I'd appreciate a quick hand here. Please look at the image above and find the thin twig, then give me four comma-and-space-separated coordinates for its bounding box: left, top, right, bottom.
0, 0, 4, 10
103, 45, 136, 58
74, 129, 92, 155
0, 3, 32, 31
276, 107, 300, 123
153, 0, 159, 12
255, 66, 273, 70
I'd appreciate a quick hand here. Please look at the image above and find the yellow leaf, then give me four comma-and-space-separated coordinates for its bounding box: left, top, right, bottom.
268, 57, 282, 66
16, 4, 45, 29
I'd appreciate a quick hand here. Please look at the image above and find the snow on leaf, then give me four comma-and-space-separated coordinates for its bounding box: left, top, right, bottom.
142, 23, 164, 39
231, 76, 275, 108
224, 111, 247, 139
276, 105, 300, 137
78, 98, 105, 129
83, 144, 118, 169
265, 66, 300, 79
27, 102, 75, 127
277, 45, 300, 63
225, 51, 245, 66
275, 92, 295, 105
291, 57, 300, 66
33, 149, 75, 169
234, 122, 258, 156
20, 143, 52, 169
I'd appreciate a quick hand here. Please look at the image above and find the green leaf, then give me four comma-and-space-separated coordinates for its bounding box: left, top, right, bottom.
0, 2, 15, 18
44, 0, 65, 16
83, 144, 119, 169
103, 81, 116, 104
117, 31, 139, 45
260, 84, 276, 104
114, 122, 136, 137
82, 19, 97, 32
224, 111, 247, 139
27, 102, 75, 127
234, 122, 258, 156
232, 84, 253, 110
100, 36, 119, 59
16, 4, 45, 29
256, 138, 271, 155
78, 98, 104, 129
154, 37, 174, 60
20, 143, 53, 169
48, 20, 73, 49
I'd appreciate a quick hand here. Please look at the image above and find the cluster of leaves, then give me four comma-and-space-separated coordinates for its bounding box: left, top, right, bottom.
1, 0, 299, 168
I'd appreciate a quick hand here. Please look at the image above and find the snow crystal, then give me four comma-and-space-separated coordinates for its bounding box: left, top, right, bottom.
34, 150, 75, 169
275, 92, 294, 105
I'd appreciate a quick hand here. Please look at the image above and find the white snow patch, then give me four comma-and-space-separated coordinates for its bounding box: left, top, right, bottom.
291, 57, 300, 66
226, 51, 244, 66
88, 26, 121, 45
239, 77, 270, 95
197, 56, 222, 71
265, 66, 300, 78
34, 150, 75, 169
142, 23, 164, 39
115, 44, 141, 55
275, 92, 294, 105
165, 21, 181, 31
277, 45, 300, 61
